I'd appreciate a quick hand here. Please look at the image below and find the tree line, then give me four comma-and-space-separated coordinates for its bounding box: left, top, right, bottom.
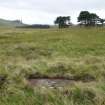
55, 11, 105, 28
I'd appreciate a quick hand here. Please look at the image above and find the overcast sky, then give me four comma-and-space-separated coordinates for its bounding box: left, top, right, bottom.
0, 0, 105, 24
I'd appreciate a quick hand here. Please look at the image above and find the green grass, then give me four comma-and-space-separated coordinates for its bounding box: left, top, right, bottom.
0, 27, 105, 105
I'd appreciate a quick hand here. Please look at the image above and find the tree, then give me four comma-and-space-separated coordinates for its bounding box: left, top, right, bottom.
54, 16, 70, 28
99, 18, 105, 26
78, 11, 99, 26
89, 13, 99, 26
78, 11, 90, 26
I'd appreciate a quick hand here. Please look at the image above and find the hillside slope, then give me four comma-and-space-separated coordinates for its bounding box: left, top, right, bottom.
0, 19, 26, 27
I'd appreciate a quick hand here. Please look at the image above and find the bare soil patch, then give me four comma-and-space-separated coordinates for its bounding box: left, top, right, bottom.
27, 73, 95, 87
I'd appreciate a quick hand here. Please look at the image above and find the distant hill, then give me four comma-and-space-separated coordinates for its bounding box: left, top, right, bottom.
0, 18, 50, 28
0, 19, 26, 27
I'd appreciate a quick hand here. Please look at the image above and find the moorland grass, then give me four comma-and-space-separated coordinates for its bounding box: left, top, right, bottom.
0, 27, 105, 105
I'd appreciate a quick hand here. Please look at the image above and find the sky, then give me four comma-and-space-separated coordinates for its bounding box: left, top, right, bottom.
0, 0, 105, 25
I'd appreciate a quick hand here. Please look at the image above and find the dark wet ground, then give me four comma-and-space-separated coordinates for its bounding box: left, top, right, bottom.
28, 78, 74, 88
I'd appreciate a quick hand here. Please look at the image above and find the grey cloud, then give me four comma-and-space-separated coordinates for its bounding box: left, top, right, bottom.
0, 0, 105, 24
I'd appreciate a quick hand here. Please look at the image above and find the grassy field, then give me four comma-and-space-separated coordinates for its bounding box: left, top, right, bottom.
0, 27, 105, 105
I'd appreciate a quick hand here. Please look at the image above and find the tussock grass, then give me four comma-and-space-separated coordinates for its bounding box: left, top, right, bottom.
0, 27, 105, 104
